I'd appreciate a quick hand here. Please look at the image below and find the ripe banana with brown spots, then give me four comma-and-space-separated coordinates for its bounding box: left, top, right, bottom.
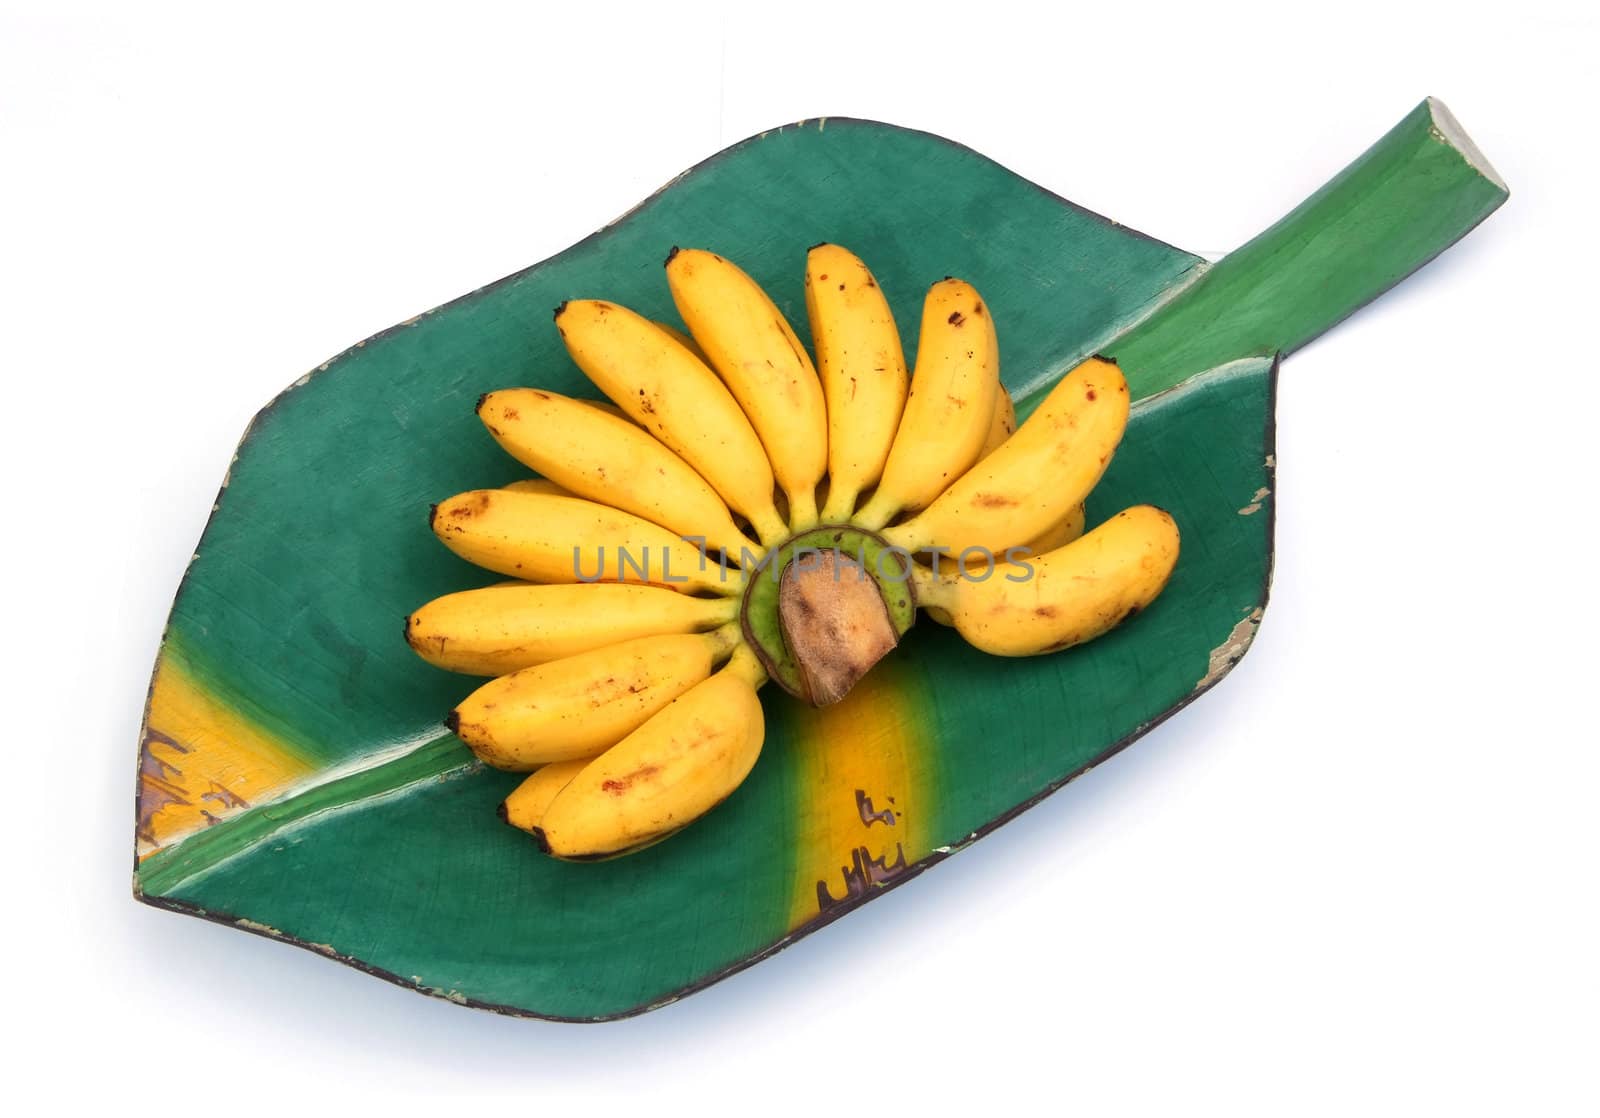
448, 626, 741, 770
982, 383, 1017, 455
555, 298, 788, 546
412, 242, 1184, 865
499, 759, 590, 834
920, 501, 1089, 628
666, 248, 829, 531
405, 582, 737, 676
431, 488, 733, 595
479, 389, 760, 558
853, 278, 1000, 529
805, 243, 909, 523
917, 379, 1087, 624
652, 320, 705, 361
1025, 501, 1087, 553
912, 505, 1180, 656
535, 646, 768, 860
884, 356, 1128, 555
501, 477, 573, 498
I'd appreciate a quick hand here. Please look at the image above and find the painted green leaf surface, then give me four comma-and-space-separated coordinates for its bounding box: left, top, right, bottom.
135, 103, 1505, 1020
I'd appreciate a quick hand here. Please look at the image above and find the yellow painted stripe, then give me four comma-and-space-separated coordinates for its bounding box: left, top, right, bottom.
137, 652, 313, 857
786, 665, 928, 929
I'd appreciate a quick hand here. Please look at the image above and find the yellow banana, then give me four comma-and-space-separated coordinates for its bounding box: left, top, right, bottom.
501, 478, 572, 497
555, 299, 788, 545
479, 389, 759, 558
500, 759, 590, 834
805, 243, 910, 524
922, 381, 1085, 614
406, 582, 737, 676
584, 398, 631, 421
984, 386, 1084, 549
884, 357, 1129, 554
1028, 501, 1087, 553
922, 503, 1087, 627
431, 488, 735, 595
411, 240, 1185, 865
853, 278, 1000, 529
536, 646, 768, 859
666, 248, 828, 531
913, 505, 1179, 656
653, 320, 706, 361
982, 383, 1017, 455
448, 626, 741, 770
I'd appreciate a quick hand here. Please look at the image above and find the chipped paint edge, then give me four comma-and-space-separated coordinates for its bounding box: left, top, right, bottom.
1426, 97, 1507, 193
1198, 608, 1265, 691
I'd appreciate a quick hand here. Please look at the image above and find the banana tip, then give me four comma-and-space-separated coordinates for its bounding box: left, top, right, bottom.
529, 827, 551, 854
443, 710, 460, 735
427, 502, 440, 531
663, 245, 680, 267
494, 801, 509, 824
552, 300, 568, 321
475, 391, 491, 415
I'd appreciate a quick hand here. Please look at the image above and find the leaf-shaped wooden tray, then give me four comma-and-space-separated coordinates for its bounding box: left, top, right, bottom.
134, 98, 1506, 1020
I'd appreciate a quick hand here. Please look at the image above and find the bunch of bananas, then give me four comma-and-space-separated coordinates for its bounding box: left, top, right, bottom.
406, 245, 1180, 860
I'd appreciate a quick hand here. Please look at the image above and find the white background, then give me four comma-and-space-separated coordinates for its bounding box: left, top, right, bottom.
4, 1, 1596, 1113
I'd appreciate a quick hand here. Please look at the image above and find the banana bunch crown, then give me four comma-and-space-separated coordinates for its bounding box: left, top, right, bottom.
407, 243, 1179, 859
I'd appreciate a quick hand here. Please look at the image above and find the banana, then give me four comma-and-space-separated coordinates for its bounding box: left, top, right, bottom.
653, 320, 706, 361
666, 248, 828, 531
974, 383, 1083, 553
535, 645, 768, 859
576, 398, 630, 420
1027, 501, 1087, 553
912, 505, 1180, 656
449, 626, 741, 770
501, 478, 573, 497
412, 242, 1184, 864
922, 505, 1087, 627
499, 752, 690, 858
805, 244, 910, 524
982, 383, 1017, 455
406, 582, 737, 676
555, 299, 788, 545
480, 389, 760, 558
884, 357, 1129, 554
925, 382, 1084, 576
500, 759, 590, 834
853, 278, 1000, 529
431, 488, 735, 595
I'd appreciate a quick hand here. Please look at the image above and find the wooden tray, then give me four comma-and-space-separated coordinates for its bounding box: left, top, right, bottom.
133, 98, 1506, 1020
